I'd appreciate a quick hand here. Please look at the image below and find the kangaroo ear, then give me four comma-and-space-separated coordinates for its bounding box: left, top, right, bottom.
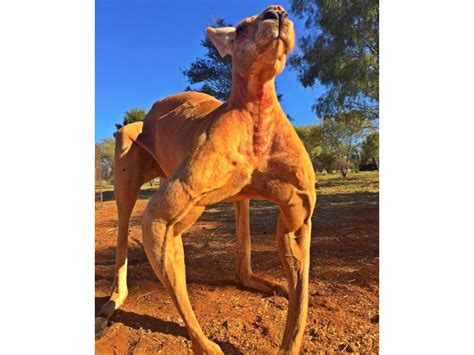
206, 26, 236, 58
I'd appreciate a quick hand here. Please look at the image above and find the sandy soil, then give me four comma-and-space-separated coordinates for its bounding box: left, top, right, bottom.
95, 178, 379, 354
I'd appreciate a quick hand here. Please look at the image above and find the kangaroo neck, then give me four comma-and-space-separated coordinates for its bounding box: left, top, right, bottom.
228, 72, 282, 155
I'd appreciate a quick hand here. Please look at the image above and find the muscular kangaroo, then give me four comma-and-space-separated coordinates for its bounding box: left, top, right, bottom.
96, 5, 315, 354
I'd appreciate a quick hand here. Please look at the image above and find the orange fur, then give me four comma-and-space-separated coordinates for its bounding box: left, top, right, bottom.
96, 6, 315, 354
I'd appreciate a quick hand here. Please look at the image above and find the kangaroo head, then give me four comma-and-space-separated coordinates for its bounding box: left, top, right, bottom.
207, 5, 295, 82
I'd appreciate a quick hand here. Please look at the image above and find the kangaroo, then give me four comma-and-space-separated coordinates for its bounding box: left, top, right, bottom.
96, 5, 316, 354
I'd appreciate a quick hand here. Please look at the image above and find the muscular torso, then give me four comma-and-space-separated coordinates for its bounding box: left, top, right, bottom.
135, 91, 315, 206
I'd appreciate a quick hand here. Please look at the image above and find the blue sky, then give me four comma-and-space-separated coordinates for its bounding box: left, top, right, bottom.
96, 0, 325, 142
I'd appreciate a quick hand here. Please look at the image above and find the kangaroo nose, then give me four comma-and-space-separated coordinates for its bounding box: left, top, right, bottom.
262, 10, 279, 21
262, 9, 288, 22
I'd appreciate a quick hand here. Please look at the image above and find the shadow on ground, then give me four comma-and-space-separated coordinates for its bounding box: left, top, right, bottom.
95, 296, 243, 354
95, 186, 379, 353
96, 190, 378, 289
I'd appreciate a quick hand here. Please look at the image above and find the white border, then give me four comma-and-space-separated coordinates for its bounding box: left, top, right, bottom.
1, 0, 474, 353
0, 0, 94, 354
382, 0, 474, 353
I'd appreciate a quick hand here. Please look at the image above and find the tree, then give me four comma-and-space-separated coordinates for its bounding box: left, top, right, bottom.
182, 19, 232, 101
290, 0, 379, 119
295, 124, 324, 170
182, 19, 283, 102
95, 145, 103, 201
360, 130, 379, 168
115, 108, 147, 130
95, 138, 115, 182
319, 111, 373, 177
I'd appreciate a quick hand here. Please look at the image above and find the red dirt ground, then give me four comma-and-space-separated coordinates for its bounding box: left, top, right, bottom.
95, 178, 379, 354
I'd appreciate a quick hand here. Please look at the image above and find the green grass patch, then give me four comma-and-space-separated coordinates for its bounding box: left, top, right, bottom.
95, 172, 379, 196
316, 171, 379, 195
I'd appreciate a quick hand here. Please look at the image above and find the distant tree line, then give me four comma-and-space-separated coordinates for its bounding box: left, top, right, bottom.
95, 137, 114, 185
295, 115, 378, 177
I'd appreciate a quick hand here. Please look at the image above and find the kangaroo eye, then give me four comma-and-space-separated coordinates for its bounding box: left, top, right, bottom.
236, 24, 247, 37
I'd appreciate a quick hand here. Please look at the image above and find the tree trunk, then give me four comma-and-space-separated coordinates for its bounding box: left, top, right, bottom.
341, 167, 348, 178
